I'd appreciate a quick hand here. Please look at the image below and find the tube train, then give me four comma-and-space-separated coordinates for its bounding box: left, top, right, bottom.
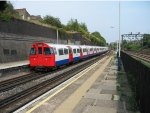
29, 42, 108, 70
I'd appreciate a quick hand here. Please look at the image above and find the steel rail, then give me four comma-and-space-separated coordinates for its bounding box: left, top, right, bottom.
0, 72, 47, 92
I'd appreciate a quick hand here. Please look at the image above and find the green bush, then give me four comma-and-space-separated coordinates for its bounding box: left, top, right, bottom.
0, 13, 12, 21
126, 44, 141, 51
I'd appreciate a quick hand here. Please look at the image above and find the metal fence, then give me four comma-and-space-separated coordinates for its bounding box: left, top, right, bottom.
121, 51, 150, 113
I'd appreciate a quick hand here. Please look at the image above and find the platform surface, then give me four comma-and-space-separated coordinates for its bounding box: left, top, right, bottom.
0, 60, 29, 70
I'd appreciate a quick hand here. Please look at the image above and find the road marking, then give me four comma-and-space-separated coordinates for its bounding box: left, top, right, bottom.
26, 57, 108, 113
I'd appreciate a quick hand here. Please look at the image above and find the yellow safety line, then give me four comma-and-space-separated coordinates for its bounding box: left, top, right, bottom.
26, 57, 105, 113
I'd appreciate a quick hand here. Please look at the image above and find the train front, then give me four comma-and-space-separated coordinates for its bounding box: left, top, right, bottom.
29, 42, 55, 69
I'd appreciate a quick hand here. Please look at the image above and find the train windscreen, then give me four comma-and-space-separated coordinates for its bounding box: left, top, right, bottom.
38, 47, 42, 54
44, 47, 54, 55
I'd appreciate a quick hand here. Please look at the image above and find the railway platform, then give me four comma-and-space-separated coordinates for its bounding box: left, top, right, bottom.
15, 55, 131, 113
0, 60, 29, 71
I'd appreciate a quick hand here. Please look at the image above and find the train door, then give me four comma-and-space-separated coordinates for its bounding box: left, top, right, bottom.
37, 46, 44, 66
67, 46, 73, 63
87, 47, 90, 57
79, 47, 83, 60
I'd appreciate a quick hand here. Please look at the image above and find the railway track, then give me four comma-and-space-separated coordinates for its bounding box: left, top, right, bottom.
124, 51, 150, 63
0, 52, 110, 113
0, 72, 46, 92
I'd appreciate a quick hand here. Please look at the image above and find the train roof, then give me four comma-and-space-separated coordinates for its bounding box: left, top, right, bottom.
33, 42, 108, 49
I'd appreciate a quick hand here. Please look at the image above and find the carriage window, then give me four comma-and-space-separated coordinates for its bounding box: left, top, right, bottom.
64, 49, 68, 54
77, 49, 80, 53
38, 47, 42, 54
59, 49, 64, 55
83, 49, 85, 52
83, 49, 87, 52
73, 49, 76, 53
44, 48, 53, 55
30, 48, 36, 55
94, 48, 96, 51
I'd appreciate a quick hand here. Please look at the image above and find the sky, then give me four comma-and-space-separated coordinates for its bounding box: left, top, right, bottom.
11, 1, 150, 43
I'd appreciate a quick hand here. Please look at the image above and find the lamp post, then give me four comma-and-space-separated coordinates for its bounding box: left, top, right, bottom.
56, 28, 63, 44
118, 1, 121, 57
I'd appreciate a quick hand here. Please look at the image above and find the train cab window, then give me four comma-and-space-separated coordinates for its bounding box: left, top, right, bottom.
30, 48, 36, 55
38, 47, 42, 54
44, 48, 54, 55
64, 49, 68, 54
77, 49, 80, 53
73, 49, 76, 53
59, 49, 64, 55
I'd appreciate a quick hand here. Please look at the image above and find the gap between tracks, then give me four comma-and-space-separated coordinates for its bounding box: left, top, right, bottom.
25, 55, 112, 113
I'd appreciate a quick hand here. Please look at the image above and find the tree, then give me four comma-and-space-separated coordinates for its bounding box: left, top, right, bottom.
0, 1, 19, 21
143, 34, 150, 47
65, 19, 80, 31
0, 1, 7, 12
41, 15, 62, 28
65, 18, 107, 46
3, 2, 17, 16
91, 31, 106, 46
91, 31, 101, 38
79, 22, 88, 32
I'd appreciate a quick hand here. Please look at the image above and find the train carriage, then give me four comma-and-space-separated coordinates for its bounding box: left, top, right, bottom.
30, 42, 70, 68
30, 42, 55, 67
29, 42, 108, 70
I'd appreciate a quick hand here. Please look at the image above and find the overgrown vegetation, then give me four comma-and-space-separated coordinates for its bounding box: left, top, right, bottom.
40, 15, 62, 28
64, 19, 106, 45
0, 1, 19, 21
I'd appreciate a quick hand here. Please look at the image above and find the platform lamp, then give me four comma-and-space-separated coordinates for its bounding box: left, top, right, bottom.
118, 1, 121, 57
56, 28, 63, 44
